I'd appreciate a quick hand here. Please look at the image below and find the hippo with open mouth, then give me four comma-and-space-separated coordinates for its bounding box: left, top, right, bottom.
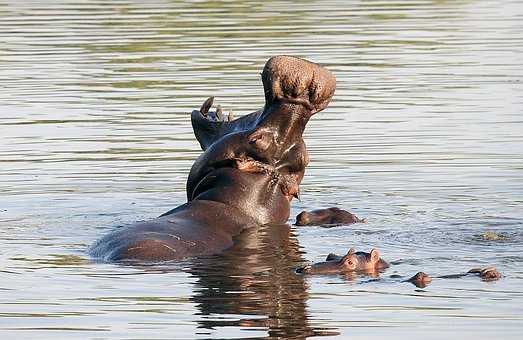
89, 55, 336, 262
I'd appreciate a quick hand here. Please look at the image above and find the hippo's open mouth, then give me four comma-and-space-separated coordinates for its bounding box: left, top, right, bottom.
186, 56, 336, 209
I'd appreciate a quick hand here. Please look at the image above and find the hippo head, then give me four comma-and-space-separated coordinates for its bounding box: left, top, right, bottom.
468, 267, 502, 281
295, 207, 365, 226
186, 56, 336, 224
295, 210, 320, 226
341, 248, 389, 271
406, 272, 432, 288
298, 248, 390, 275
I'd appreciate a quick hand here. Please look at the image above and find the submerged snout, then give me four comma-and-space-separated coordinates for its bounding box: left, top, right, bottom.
295, 211, 311, 226
296, 265, 312, 274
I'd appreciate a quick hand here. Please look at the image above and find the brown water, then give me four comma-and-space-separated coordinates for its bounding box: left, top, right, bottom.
1, 0, 523, 339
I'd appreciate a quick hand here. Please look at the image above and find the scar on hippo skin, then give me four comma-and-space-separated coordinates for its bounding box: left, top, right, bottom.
296, 248, 389, 275
90, 56, 336, 262
399, 267, 502, 288
295, 207, 366, 227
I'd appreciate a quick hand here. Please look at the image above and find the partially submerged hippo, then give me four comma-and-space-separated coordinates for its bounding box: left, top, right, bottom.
405, 267, 502, 288
295, 207, 366, 226
296, 248, 389, 274
90, 56, 336, 262
403, 272, 432, 288
297, 248, 501, 288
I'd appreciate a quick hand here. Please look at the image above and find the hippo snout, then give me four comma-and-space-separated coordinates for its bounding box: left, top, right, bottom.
295, 211, 310, 226
296, 264, 312, 274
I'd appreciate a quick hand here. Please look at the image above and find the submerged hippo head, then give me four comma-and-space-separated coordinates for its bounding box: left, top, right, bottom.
468, 267, 502, 281
295, 207, 366, 226
406, 272, 432, 288
186, 56, 336, 224
297, 248, 389, 275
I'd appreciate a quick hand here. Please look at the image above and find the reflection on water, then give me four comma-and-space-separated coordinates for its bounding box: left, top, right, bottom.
189, 224, 321, 338
1, 0, 522, 339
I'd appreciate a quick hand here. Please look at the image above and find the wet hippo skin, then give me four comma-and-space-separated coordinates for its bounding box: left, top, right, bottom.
295, 207, 366, 226
89, 56, 336, 262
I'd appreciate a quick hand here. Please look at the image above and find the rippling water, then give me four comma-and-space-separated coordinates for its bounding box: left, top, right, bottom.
1, 0, 522, 339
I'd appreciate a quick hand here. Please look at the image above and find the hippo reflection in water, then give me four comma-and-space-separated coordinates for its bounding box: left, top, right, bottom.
90, 56, 336, 262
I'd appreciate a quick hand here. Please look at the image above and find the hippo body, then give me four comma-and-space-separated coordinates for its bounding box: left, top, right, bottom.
295, 207, 365, 226
90, 201, 256, 261
90, 56, 336, 262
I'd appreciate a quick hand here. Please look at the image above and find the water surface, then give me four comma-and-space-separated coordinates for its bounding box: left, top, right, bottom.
1, 0, 522, 339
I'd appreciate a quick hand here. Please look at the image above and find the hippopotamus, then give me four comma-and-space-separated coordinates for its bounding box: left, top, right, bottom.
404, 267, 502, 288
296, 248, 389, 274
296, 248, 501, 288
89, 55, 336, 262
402, 272, 432, 288
295, 207, 366, 226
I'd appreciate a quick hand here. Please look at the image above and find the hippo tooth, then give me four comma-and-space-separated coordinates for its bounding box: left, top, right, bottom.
216, 105, 223, 121
200, 96, 214, 116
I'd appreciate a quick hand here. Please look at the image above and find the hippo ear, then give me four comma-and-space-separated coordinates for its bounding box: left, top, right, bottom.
370, 248, 380, 262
